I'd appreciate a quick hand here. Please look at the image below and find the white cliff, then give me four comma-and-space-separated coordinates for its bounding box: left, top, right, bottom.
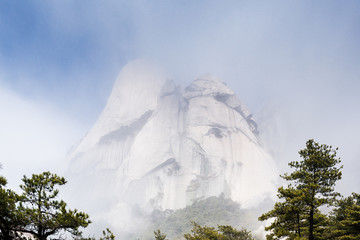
67, 60, 278, 227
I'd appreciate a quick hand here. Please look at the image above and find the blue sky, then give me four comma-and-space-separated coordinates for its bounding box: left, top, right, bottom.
1, 1, 360, 194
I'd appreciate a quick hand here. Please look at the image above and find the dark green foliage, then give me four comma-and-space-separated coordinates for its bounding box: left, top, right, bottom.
284, 139, 342, 206
184, 222, 222, 240
17, 171, 91, 240
183, 222, 255, 240
99, 228, 116, 240
75, 228, 116, 240
329, 193, 360, 239
217, 225, 255, 240
289, 139, 342, 240
0, 169, 91, 240
147, 196, 248, 239
154, 229, 167, 240
0, 176, 24, 240
259, 139, 343, 240
259, 186, 307, 239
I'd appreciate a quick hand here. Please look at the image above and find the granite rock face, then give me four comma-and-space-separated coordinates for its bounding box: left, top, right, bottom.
67, 60, 278, 220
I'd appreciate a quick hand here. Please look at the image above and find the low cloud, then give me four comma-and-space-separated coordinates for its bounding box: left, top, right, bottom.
0, 84, 85, 191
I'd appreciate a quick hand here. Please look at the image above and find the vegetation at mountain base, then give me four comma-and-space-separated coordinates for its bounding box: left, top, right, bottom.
183, 221, 255, 240
153, 222, 255, 240
141, 195, 250, 239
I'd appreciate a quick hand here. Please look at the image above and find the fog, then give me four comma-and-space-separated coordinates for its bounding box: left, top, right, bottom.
1, 0, 360, 237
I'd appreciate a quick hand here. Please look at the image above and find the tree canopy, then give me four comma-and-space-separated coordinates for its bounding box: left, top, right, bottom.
17, 171, 91, 240
154, 229, 167, 240
260, 139, 343, 240
183, 222, 255, 240
0, 171, 90, 240
0, 176, 23, 240
329, 193, 360, 239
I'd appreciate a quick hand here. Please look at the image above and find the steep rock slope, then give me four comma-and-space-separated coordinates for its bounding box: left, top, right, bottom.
67, 60, 278, 218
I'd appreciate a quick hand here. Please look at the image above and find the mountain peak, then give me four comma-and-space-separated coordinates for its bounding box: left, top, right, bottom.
66, 61, 278, 235
184, 75, 232, 98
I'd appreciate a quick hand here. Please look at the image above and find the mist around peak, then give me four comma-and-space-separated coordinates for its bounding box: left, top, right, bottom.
61, 61, 280, 239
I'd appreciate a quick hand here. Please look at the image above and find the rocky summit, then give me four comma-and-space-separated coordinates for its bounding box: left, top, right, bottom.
66, 60, 278, 232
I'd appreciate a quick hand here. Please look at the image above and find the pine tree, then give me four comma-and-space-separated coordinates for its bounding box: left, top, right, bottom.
100, 228, 116, 240
183, 222, 255, 240
218, 225, 255, 240
331, 193, 360, 239
184, 222, 222, 240
0, 176, 23, 240
259, 186, 307, 239
17, 171, 90, 240
154, 229, 167, 240
260, 139, 342, 240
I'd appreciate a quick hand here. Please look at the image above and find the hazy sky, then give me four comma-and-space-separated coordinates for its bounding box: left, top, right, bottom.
1, 1, 359, 194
